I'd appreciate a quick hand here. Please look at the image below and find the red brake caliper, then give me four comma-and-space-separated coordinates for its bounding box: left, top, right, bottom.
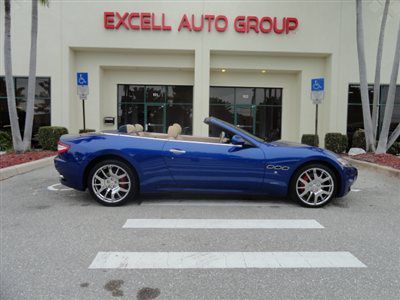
298, 174, 309, 192
119, 176, 128, 189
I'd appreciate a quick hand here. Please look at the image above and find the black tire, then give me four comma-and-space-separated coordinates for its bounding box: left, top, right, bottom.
289, 163, 337, 208
87, 159, 138, 206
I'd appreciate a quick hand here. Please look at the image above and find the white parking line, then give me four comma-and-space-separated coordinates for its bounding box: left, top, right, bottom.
89, 252, 366, 269
123, 219, 324, 229
47, 183, 73, 191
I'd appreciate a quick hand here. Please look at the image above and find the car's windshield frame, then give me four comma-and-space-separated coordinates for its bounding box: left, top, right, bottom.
206, 117, 264, 144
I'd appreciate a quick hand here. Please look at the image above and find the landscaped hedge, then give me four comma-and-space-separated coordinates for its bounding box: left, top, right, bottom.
37, 126, 68, 150
388, 142, 400, 156
301, 134, 319, 147
352, 129, 366, 149
325, 133, 348, 153
0, 131, 12, 151
79, 129, 96, 134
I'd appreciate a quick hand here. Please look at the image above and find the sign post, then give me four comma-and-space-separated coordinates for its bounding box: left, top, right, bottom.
77, 72, 89, 131
311, 78, 324, 146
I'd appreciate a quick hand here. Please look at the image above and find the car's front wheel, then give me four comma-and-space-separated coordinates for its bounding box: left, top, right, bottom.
290, 164, 337, 208
88, 159, 137, 206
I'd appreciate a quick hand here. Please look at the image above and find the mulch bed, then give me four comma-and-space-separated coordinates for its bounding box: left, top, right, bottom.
0, 151, 57, 169
351, 153, 400, 170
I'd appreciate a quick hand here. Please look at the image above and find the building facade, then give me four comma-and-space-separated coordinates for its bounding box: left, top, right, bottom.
1, 0, 399, 144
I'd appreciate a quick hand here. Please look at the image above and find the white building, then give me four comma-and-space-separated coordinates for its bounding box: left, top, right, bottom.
1, 0, 399, 144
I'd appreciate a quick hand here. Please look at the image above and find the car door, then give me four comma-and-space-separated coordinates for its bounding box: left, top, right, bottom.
162, 140, 266, 191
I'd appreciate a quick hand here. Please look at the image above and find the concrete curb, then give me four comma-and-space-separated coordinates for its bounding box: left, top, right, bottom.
346, 157, 400, 178
0, 156, 56, 181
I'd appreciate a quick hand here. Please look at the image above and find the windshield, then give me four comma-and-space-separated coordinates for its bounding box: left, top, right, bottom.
211, 118, 264, 143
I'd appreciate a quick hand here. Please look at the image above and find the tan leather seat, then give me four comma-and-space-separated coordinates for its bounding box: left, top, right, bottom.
167, 125, 179, 139
172, 123, 182, 135
135, 124, 144, 132
126, 124, 138, 135
119, 124, 138, 135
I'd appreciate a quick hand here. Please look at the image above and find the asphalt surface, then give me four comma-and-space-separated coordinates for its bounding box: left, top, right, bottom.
1, 165, 400, 299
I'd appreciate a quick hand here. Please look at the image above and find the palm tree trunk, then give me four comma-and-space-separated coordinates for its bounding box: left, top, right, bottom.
372, 0, 390, 138
376, 20, 400, 153
387, 124, 400, 149
22, 0, 38, 151
356, 0, 376, 152
3, 0, 24, 152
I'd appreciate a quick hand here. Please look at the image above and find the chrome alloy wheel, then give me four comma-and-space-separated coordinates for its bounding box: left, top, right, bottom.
91, 164, 131, 203
296, 167, 334, 206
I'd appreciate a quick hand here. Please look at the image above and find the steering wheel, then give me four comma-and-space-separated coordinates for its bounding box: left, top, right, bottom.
219, 131, 226, 143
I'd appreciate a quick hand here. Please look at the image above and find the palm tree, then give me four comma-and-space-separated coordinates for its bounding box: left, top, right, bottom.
372, 0, 390, 138
355, 0, 376, 151
387, 119, 400, 149
4, 0, 23, 152
3, 0, 48, 152
376, 21, 400, 153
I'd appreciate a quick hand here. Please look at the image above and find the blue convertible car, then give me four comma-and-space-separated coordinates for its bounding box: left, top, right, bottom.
54, 117, 357, 208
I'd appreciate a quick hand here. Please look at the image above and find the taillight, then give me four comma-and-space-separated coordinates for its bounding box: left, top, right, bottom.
57, 141, 71, 154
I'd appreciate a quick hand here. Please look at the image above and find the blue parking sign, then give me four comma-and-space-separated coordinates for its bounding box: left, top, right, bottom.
311, 78, 324, 91
77, 72, 88, 86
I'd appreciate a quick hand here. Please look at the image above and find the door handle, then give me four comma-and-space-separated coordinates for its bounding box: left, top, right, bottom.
169, 148, 186, 154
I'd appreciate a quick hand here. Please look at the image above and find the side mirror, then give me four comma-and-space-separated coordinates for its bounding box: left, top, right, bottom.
231, 135, 246, 146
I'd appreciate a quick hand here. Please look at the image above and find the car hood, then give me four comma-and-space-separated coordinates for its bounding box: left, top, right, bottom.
268, 140, 341, 160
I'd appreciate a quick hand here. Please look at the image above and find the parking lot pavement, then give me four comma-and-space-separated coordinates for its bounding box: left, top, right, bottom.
1, 165, 400, 300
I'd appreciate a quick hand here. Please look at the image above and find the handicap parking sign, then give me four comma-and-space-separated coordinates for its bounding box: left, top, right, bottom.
311, 78, 324, 91
77, 72, 88, 86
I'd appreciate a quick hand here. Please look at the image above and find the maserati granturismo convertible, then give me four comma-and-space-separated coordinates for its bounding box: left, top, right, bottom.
54, 117, 357, 208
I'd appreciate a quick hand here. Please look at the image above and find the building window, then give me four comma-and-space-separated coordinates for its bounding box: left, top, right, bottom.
347, 84, 400, 143
379, 85, 400, 138
209, 86, 282, 141
0, 76, 51, 136
117, 84, 193, 135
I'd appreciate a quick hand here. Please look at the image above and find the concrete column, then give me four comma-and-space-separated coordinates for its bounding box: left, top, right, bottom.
193, 49, 210, 136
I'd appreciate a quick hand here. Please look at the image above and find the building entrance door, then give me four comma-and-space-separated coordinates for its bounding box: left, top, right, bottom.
235, 105, 255, 133
146, 103, 165, 132
117, 84, 193, 134
209, 87, 282, 141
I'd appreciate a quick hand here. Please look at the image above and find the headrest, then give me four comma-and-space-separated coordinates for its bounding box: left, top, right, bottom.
135, 124, 144, 132
126, 124, 137, 134
167, 125, 179, 139
118, 124, 136, 134
172, 123, 182, 135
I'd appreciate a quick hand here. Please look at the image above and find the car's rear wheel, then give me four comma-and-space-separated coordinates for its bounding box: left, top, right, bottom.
88, 159, 137, 206
290, 164, 336, 208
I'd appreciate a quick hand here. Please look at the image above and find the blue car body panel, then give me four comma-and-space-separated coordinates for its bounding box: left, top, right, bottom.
54, 117, 357, 198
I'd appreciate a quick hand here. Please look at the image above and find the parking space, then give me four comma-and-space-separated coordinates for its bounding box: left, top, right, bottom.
1, 166, 400, 299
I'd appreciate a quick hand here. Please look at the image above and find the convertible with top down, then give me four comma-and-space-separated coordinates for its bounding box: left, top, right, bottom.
54, 117, 357, 208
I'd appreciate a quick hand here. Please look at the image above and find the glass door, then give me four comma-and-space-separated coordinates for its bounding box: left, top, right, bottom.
235, 105, 255, 134
209, 86, 282, 139
146, 103, 166, 132
117, 84, 193, 133
234, 88, 255, 134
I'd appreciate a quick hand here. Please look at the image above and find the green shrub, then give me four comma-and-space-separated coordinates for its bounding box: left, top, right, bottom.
37, 126, 68, 150
325, 133, 348, 153
301, 134, 319, 147
352, 129, 366, 149
79, 129, 95, 134
0, 131, 12, 151
387, 142, 400, 156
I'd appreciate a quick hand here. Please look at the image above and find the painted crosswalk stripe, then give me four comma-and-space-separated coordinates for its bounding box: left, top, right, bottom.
89, 252, 366, 269
141, 199, 294, 207
123, 219, 324, 229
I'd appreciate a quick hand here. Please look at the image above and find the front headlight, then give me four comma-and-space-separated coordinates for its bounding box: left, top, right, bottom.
337, 157, 351, 167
